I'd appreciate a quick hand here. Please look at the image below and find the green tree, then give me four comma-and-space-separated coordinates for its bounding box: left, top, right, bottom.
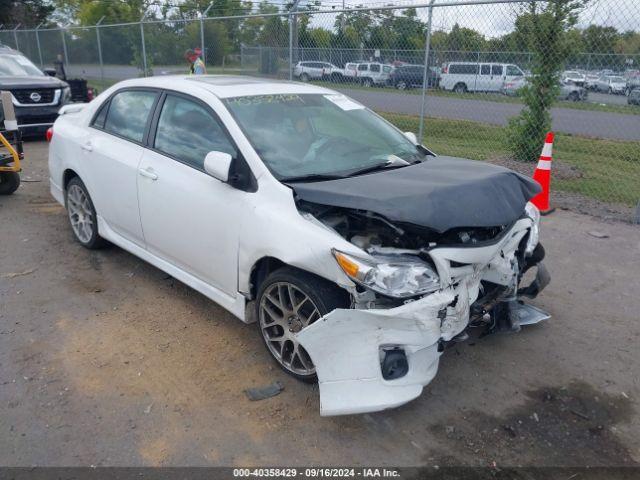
506, 1, 588, 163
0, 0, 54, 27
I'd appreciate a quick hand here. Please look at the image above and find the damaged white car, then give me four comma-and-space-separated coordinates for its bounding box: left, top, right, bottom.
48, 76, 550, 416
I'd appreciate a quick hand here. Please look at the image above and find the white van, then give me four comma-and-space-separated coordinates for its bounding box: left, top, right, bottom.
440, 62, 525, 93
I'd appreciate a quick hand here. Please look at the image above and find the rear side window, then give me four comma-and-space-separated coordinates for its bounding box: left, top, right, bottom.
449, 64, 478, 75
91, 101, 109, 129
370, 64, 381, 73
480, 65, 490, 75
103, 90, 157, 143
358, 64, 368, 71
154, 94, 236, 170
492, 65, 503, 76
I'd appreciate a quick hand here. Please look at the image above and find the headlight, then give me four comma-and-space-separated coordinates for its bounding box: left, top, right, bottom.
333, 249, 440, 298
525, 202, 540, 256
62, 86, 72, 104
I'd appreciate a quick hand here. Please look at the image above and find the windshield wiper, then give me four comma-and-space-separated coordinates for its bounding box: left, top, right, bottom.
342, 159, 411, 178
281, 173, 346, 183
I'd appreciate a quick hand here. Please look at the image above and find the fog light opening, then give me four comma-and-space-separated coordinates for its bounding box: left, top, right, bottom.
381, 348, 408, 380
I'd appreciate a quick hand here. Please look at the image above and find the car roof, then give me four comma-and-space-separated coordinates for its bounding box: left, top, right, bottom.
0, 45, 21, 55
110, 75, 337, 99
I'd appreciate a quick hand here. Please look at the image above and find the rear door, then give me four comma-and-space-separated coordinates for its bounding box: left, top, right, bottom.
476, 64, 492, 91
84, 88, 159, 246
137, 91, 247, 296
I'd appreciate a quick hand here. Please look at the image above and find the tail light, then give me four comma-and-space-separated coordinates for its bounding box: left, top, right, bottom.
87, 88, 95, 101
46, 127, 53, 142
443, 65, 448, 74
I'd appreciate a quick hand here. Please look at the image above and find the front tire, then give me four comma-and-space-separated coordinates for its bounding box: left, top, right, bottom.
0, 171, 20, 195
256, 267, 350, 383
300, 73, 310, 82
65, 176, 107, 249
361, 78, 373, 87
396, 81, 407, 90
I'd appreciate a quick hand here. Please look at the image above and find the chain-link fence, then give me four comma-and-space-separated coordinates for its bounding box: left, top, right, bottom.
1, 0, 639, 221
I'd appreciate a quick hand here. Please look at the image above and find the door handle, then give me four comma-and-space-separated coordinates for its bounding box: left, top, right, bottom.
81, 141, 93, 152
138, 167, 158, 181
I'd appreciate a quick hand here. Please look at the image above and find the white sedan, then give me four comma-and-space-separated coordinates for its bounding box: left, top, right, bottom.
48, 75, 550, 416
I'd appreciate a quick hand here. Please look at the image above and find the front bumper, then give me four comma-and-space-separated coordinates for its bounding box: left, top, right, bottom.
15, 105, 60, 135
297, 218, 549, 416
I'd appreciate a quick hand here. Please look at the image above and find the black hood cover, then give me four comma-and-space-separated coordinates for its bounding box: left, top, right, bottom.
289, 156, 541, 233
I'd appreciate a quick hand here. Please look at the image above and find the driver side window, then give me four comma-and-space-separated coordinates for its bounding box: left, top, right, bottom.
154, 94, 236, 170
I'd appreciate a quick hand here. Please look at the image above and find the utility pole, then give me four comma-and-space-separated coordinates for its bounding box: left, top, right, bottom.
140, 11, 148, 77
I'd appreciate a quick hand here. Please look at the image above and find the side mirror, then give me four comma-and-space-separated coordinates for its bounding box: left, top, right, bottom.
204, 151, 233, 182
43, 68, 57, 77
404, 131, 418, 145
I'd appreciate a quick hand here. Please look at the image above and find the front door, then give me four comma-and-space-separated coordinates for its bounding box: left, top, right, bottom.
137, 92, 246, 297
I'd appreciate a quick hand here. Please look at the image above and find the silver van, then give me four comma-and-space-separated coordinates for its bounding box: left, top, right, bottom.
440, 62, 525, 93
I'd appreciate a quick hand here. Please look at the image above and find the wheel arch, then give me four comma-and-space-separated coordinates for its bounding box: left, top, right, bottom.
62, 168, 80, 191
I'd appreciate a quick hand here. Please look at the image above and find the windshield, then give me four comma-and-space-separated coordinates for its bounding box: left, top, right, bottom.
609, 76, 625, 82
0, 54, 44, 77
223, 93, 426, 180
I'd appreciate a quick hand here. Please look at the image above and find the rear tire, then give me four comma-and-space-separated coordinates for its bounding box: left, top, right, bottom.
256, 267, 350, 383
453, 82, 467, 94
300, 73, 309, 82
568, 91, 580, 102
65, 176, 108, 249
362, 78, 373, 87
0, 171, 20, 195
396, 81, 407, 90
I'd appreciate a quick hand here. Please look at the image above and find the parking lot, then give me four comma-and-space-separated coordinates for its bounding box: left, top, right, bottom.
1, 141, 639, 467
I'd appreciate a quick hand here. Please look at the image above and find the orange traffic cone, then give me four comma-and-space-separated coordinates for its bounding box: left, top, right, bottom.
531, 132, 555, 215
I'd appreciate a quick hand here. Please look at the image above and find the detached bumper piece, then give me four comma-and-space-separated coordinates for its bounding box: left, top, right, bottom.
297, 219, 551, 416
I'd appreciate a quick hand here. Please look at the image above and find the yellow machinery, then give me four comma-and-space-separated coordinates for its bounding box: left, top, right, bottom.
0, 90, 23, 195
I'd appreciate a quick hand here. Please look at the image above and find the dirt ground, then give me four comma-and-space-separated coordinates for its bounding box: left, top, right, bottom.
1, 141, 639, 468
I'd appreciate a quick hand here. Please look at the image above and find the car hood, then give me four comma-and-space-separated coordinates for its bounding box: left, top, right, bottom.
289, 156, 541, 233
0, 75, 67, 89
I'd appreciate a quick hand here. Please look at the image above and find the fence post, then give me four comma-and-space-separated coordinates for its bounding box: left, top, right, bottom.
418, 0, 436, 142
200, 3, 213, 65
140, 21, 148, 77
13, 24, 21, 51
96, 17, 105, 86
289, 0, 301, 80
61, 28, 69, 67
35, 23, 44, 67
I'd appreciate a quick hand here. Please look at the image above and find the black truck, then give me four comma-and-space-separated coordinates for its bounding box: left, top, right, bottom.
0, 43, 71, 136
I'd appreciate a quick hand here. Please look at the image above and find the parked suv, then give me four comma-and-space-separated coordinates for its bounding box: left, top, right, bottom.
293, 61, 343, 82
356, 62, 393, 87
0, 44, 71, 135
440, 62, 525, 93
388, 64, 440, 90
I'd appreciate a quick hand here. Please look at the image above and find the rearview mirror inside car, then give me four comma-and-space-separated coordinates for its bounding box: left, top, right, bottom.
204, 151, 233, 182
404, 131, 418, 145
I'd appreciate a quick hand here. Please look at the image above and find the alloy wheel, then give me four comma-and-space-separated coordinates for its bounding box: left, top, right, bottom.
67, 184, 94, 243
259, 281, 320, 376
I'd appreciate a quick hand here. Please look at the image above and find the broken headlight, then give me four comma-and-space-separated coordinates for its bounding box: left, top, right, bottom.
524, 202, 540, 256
333, 249, 440, 298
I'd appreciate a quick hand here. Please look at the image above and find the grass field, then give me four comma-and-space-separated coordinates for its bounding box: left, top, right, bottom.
380, 112, 640, 207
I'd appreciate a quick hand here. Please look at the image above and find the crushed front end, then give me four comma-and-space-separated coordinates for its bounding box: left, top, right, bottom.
296, 201, 550, 416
